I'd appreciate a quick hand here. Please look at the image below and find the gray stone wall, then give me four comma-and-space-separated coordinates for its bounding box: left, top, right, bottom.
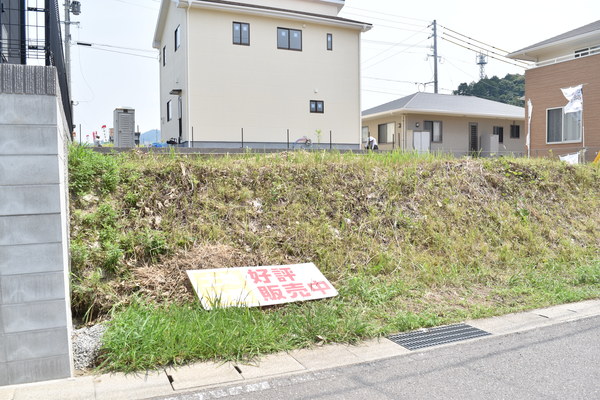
0, 64, 73, 386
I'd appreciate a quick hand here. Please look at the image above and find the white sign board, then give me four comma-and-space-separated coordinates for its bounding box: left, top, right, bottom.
187, 263, 338, 310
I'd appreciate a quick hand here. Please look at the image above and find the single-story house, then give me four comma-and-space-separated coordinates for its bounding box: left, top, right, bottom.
361, 92, 525, 156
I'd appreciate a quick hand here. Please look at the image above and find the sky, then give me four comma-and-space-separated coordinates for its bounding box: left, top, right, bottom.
67, 0, 600, 143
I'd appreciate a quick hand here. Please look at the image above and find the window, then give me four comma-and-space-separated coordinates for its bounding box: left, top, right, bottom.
424, 120, 442, 143
278, 27, 302, 51
162, 46, 166, 66
362, 126, 369, 143
378, 122, 394, 144
310, 100, 324, 113
547, 108, 582, 143
327, 33, 333, 51
510, 124, 520, 139
174, 25, 181, 51
574, 45, 599, 58
167, 100, 172, 122
493, 126, 504, 143
233, 22, 250, 45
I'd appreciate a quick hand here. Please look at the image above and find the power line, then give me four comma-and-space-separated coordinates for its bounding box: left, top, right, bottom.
76, 44, 158, 60
363, 37, 430, 70
342, 11, 428, 30
362, 29, 430, 68
363, 39, 428, 48
442, 32, 529, 68
441, 37, 529, 69
364, 76, 422, 85
110, 0, 159, 11
439, 25, 511, 54
363, 88, 409, 96
444, 57, 522, 95
76, 41, 156, 54
342, 6, 430, 24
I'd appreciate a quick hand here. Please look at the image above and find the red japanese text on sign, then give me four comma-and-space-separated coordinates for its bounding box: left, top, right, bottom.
188, 263, 338, 309
309, 281, 332, 295
257, 285, 286, 301
282, 283, 311, 298
272, 267, 296, 282
248, 268, 272, 284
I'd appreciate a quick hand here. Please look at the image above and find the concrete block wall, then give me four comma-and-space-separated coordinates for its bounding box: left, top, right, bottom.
0, 64, 73, 386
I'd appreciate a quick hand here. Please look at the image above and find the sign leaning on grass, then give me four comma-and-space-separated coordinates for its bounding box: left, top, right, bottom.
187, 263, 338, 310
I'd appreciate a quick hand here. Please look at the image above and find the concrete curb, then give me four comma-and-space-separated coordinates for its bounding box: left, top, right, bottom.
1, 299, 598, 400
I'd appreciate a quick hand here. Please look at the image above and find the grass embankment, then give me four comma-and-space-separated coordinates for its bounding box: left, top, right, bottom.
68, 146, 600, 372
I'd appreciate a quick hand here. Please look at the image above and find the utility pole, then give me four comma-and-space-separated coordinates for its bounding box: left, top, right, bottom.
63, 1, 81, 92
64, 1, 71, 89
432, 20, 438, 93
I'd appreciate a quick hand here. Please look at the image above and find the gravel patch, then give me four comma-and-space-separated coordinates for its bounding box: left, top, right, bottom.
72, 324, 106, 370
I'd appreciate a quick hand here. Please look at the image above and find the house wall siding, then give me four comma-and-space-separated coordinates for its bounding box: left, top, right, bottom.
525, 53, 600, 160
158, 3, 188, 143
185, 7, 361, 148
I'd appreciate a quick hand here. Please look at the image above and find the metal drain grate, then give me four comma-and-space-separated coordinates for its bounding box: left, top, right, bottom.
387, 323, 491, 350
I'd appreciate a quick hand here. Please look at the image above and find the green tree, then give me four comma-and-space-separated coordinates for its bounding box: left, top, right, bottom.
453, 73, 525, 107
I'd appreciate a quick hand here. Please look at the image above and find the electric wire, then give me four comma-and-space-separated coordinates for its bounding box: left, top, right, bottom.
111, 0, 160, 10
342, 11, 428, 30
77, 45, 158, 60
75, 41, 157, 53
439, 25, 511, 54
342, 6, 430, 24
363, 37, 430, 70
442, 32, 530, 68
441, 37, 529, 69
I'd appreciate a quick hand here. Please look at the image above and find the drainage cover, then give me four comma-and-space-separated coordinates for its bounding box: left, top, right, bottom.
387, 323, 491, 350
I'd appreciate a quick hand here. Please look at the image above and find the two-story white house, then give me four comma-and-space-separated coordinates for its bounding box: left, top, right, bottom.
153, 0, 371, 149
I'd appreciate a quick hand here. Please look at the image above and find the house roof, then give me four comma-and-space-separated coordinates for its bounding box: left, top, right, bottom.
362, 92, 524, 120
153, 0, 371, 48
507, 20, 600, 61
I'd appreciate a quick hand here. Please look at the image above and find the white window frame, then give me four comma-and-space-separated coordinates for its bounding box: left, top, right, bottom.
546, 107, 582, 144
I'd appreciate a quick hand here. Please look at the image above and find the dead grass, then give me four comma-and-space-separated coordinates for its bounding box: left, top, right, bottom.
68, 149, 600, 324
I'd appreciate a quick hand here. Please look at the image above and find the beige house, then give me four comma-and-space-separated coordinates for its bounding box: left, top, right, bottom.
153, 0, 371, 149
362, 92, 525, 156
507, 20, 600, 162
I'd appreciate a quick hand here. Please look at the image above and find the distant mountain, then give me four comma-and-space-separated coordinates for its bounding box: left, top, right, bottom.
140, 129, 160, 145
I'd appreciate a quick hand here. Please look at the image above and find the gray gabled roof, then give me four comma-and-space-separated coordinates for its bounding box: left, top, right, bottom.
507, 20, 600, 60
362, 92, 524, 120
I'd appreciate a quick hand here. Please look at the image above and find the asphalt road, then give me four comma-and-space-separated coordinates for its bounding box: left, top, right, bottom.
157, 315, 600, 400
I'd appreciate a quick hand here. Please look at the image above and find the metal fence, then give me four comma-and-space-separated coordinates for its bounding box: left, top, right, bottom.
0, 0, 72, 130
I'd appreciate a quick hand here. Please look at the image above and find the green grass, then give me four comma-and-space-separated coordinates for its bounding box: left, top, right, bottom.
67, 146, 600, 372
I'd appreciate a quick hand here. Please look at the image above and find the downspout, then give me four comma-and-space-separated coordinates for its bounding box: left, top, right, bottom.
186, 1, 192, 147
357, 33, 362, 150
402, 114, 407, 151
